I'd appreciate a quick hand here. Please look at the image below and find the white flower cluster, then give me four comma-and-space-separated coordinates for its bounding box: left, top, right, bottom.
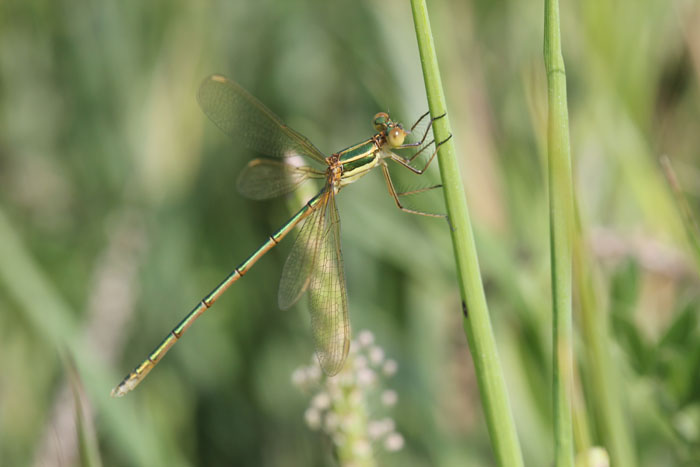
292, 330, 404, 459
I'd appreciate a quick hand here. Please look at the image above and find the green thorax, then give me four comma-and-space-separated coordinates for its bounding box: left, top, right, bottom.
336, 137, 382, 184
337, 139, 377, 163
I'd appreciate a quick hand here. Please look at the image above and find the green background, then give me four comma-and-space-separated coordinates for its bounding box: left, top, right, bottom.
1, 0, 699, 465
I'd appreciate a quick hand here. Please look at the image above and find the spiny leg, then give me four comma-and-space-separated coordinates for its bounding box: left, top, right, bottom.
396, 182, 454, 230
408, 111, 430, 133
397, 112, 447, 149
403, 137, 436, 164
381, 163, 446, 219
389, 133, 453, 175
396, 184, 443, 197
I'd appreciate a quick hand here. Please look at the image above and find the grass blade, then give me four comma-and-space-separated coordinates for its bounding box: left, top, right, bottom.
660, 155, 700, 273
574, 205, 637, 467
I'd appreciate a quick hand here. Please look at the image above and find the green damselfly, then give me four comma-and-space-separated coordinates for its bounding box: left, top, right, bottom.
112, 74, 449, 397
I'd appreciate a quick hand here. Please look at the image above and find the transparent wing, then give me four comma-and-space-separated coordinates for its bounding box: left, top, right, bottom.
277, 190, 350, 375
307, 193, 350, 375
198, 74, 327, 163
278, 190, 330, 310
237, 158, 325, 200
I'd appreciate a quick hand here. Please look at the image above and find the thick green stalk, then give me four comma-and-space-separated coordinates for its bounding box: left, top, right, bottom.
544, 0, 574, 465
410, 1, 524, 465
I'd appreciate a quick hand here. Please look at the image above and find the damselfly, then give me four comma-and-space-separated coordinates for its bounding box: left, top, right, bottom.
112, 74, 450, 397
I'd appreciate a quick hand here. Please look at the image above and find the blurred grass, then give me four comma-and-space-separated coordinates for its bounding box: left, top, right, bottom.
661, 155, 700, 272
1, 0, 699, 466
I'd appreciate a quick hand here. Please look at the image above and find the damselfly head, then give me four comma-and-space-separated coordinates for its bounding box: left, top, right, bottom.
374, 112, 407, 147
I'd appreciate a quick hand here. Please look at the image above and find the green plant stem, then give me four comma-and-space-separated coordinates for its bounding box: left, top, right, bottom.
574, 205, 637, 467
410, 1, 524, 465
544, 0, 574, 465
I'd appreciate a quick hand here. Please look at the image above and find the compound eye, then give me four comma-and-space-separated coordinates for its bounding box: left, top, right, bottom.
373, 112, 389, 131
387, 127, 406, 147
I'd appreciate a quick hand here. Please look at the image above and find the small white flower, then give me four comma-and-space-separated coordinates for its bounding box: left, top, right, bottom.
293, 332, 403, 458
327, 382, 343, 402
306, 364, 322, 383
353, 354, 368, 369
356, 367, 376, 387
381, 389, 398, 406
357, 330, 374, 347
369, 346, 385, 365
382, 359, 398, 376
304, 408, 321, 430
384, 432, 404, 452
381, 418, 395, 433
291, 368, 307, 387
312, 392, 331, 410
368, 420, 389, 439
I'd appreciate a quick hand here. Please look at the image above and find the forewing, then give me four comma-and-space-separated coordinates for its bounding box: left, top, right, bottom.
307, 193, 350, 375
278, 190, 330, 310
198, 75, 326, 163
237, 159, 325, 200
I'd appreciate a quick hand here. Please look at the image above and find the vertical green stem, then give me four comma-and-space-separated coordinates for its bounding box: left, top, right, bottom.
544, 0, 574, 465
574, 206, 637, 467
410, 1, 524, 465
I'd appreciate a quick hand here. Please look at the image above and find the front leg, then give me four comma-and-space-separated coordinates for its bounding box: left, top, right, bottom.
395, 112, 446, 150
389, 133, 453, 175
